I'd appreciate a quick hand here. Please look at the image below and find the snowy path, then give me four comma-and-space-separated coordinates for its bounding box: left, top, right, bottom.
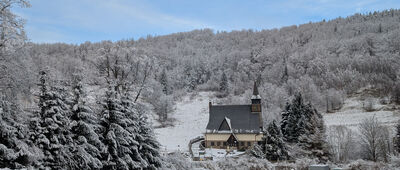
154, 92, 211, 152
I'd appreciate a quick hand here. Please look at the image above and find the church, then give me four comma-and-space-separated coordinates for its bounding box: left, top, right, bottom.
204, 82, 264, 150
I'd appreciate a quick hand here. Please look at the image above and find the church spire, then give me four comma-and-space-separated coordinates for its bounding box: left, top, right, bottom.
253, 81, 259, 96
251, 81, 261, 100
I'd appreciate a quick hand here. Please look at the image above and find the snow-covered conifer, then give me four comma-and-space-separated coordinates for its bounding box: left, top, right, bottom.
298, 105, 330, 163
219, 72, 228, 93
69, 78, 104, 169
396, 121, 400, 154
281, 93, 309, 143
101, 86, 145, 169
250, 144, 265, 159
28, 70, 74, 169
264, 120, 289, 161
0, 96, 33, 168
136, 104, 162, 169
159, 68, 170, 95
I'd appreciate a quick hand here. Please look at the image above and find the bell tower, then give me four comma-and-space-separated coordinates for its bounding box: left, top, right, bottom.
251, 81, 263, 129
251, 82, 261, 112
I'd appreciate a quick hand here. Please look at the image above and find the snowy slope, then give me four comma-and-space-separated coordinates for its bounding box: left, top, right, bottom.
324, 97, 400, 130
154, 92, 400, 152
154, 92, 211, 152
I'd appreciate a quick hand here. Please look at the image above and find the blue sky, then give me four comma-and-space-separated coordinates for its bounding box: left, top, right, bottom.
14, 0, 400, 44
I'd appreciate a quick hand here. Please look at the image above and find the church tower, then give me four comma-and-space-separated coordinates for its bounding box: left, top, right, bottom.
251, 82, 261, 112
251, 81, 263, 129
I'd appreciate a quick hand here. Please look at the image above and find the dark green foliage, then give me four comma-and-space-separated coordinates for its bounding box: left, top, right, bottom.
70, 79, 104, 169
264, 121, 289, 161
28, 70, 75, 169
298, 110, 330, 163
219, 72, 228, 92
281, 93, 312, 143
281, 92, 330, 162
101, 87, 145, 170
136, 104, 162, 169
395, 121, 400, 154
0, 97, 33, 168
160, 69, 170, 95
250, 144, 264, 159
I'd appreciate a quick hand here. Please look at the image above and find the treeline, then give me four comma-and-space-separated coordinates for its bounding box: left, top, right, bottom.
5, 9, 399, 123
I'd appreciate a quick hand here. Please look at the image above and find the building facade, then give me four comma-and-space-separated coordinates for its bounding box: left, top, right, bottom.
204, 82, 263, 150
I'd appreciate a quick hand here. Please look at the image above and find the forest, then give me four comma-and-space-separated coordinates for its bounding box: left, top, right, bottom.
2, 0, 400, 169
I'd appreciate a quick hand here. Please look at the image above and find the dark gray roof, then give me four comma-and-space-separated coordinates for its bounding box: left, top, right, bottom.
206, 105, 261, 134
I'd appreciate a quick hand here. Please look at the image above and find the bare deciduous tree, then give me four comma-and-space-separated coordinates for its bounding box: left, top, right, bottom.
359, 115, 392, 162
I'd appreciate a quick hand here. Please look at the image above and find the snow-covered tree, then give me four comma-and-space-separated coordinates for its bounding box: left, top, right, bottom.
69, 78, 104, 169
264, 120, 289, 161
359, 116, 391, 162
136, 104, 162, 169
101, 86, 145, 169
281, 93, 310, 143
219, 72, 228, 92
396, 121, 400, 154
0, 0, 31, 100
249, 144, 264, 159
327, 126, 357, 163
298, 109, 330, 163
159, 68, 171, 95
0, 96, 33, 168
28, 70, 75, 169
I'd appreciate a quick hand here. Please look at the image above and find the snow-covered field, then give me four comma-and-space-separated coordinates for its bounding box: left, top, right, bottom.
324, 97, 400, 131
154, 92, 400, 152
154, 92, 211, 152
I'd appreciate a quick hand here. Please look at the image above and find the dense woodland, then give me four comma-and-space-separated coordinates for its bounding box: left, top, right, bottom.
6, 8, 400, 121
2, 0, 400, 169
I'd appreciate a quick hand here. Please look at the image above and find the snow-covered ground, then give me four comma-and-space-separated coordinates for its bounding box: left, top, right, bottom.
154, 91, 400, 153
324, 97, 400, 131
154, 92, 211, 152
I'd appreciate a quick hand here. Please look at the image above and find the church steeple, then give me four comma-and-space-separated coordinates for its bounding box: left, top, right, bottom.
251, 81, 261, 111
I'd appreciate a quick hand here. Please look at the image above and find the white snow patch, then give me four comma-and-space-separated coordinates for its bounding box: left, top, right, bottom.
324, 97, 400, 131
154, 92, 211, 152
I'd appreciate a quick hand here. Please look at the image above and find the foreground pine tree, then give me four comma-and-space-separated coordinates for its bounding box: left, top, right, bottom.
69, 79, 104, 169
28, 70, 74, 169
101, 86, 145, 170
0, 97, 33, 168
264, 121, 289, 161
136, 104, 162, 169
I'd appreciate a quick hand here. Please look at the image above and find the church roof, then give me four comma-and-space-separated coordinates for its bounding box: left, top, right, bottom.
206, 105, 261, 134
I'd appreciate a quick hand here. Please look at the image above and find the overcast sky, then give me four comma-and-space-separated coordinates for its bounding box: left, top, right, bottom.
14, 0, 400, 44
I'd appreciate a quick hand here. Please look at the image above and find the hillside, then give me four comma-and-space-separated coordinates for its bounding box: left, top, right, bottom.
5, 10, 398, 128
155, 91, 400, 154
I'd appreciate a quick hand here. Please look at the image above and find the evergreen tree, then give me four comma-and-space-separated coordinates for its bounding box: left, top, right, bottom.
0, 96, 33, 168
101, 86, 145, 170
136, 104, 162, 169
264, 121, 289, 161
69, 78, 104, 169
395, 120, 400, 153
219, 72, 228, 93
281, 93, 311, 143
28, 70, 75, 169
159, 69, 170, 95
250, 144, 265, 159
298, 106, 330, 163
